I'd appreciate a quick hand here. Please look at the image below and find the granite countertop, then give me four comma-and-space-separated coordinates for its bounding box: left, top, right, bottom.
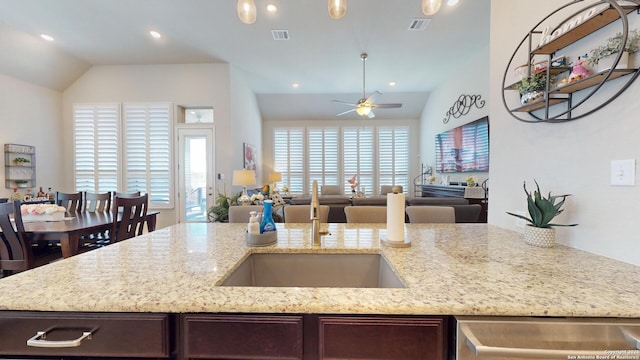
0, 223, 638, 317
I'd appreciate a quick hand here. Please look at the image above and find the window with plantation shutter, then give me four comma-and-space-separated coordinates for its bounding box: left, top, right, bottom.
378, 127, 409, 193
123, 103, 172, 207
73, 104, 120, 193
342, 127, 374, 196
273, 128, 304, 194
308, 128, 339, 191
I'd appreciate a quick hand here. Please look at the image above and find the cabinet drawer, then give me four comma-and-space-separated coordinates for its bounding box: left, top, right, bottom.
183, 314, 303, 359
318, 316, 446, 360
0, 311, 170, 358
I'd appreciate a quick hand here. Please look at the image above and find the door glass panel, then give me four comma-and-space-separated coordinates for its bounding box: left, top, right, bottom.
183, 136, 208, 222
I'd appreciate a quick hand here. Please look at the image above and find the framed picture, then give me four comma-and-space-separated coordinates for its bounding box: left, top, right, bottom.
243, 143, 257, 171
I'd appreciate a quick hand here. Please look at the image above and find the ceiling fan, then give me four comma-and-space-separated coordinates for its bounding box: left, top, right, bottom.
333, 53, 402, 118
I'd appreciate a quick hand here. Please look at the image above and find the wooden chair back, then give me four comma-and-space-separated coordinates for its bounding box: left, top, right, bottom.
111, 194, 148, 242
405, 206, 455, 224
114, 191, 141, 198
55, 191, 83, 212
284, 205, 329, 223
84, 192, 112, 212
0, 201, 62, 275
344, 206, 387, 223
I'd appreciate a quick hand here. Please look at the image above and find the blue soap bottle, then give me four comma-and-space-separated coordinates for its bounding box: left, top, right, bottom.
260, 200, 277, 233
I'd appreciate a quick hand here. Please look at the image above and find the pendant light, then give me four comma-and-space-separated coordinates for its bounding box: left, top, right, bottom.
422, 0, 442, 16
237, 0, 257, 24
328, 0, 347, 20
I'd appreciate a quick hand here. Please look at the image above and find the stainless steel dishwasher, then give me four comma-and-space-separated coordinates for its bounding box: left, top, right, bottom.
456, 316, 640, 360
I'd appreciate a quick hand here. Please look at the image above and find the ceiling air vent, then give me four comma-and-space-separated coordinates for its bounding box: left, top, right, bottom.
272, 30, 290, 40
408, 18, 431, 31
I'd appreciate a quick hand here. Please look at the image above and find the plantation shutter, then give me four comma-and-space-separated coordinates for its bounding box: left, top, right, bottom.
273, 128, 304, 194
308, 128, 339, 191
123, 103, 172, 207
73, 104, 120, 193
378, 127, 409, 193
342, 127, 374, 196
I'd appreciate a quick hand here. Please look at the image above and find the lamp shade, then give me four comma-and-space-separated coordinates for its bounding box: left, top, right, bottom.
233, 169, 256, 186
328, 0, 347, 19
237, 0, 257, 24
268, 172, 282, 183
422, 0, 442, 16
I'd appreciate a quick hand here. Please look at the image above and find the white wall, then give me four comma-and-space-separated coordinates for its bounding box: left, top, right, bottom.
419, 45, 491, 185
0, 74, 64, 198
62, 64, 233, 229
490, 0, 640, 265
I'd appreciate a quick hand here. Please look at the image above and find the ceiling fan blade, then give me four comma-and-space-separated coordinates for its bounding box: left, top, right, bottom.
336, 108, 356, 116
366, 91, 382, 102
373, 103, 403, 109
332, 100, 357, 106
367, 111, 376, 119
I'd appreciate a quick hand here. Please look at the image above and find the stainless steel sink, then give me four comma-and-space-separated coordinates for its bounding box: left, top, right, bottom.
220, 253, 404, 288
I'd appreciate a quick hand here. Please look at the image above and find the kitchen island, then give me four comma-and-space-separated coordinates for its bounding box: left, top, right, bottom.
0, 222, 637, 316
0, 223, 638, 359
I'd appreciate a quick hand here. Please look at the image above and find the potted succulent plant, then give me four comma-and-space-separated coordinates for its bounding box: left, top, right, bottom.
506, 180, 577, 247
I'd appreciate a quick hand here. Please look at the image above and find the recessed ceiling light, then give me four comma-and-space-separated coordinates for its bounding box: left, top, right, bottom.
266, 3, 277, 13
149, 30, 162, 39
447, 0, 459, 6
40, 34, 54, 42
292, 82, 300, 89
389, 81, 397, 87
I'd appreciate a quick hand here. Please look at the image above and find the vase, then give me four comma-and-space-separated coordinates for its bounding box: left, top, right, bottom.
524, 225, 556, 248
596, 51, 629, 73
520, 90, 544, 105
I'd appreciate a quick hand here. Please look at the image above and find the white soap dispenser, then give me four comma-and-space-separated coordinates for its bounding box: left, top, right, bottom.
248, 211, 260, 235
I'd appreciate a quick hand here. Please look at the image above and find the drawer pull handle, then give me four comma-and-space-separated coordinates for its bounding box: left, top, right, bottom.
27, 328, 93, 348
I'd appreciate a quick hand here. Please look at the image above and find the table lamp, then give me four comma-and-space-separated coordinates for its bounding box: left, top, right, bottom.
233, 169, 256, 206
268, 172, 282, 195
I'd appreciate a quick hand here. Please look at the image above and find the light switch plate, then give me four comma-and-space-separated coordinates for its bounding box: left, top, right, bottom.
611, 159, 635, 186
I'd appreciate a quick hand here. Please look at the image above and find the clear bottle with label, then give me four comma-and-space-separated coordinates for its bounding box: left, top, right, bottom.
248, 211, 260, 235
259, 200, 277, 234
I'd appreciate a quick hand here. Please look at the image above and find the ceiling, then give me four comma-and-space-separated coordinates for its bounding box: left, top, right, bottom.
0, 0, 490, 120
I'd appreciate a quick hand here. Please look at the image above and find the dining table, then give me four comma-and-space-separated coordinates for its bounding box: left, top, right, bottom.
23, 210, 158, 258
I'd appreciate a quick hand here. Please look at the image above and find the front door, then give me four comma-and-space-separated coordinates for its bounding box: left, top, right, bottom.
177, 127, 214, 223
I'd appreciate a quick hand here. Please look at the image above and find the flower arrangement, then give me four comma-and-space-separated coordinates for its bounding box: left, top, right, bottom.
506, 180, 578, 228
465, 175, 478, 187
21, 204, 65, 215
281, 186, 289, 194
347, 175, 358, 193
587, 30, 640, 66
250, 192, 264, 204
514, 72, 548, 95
427, 176, 436, 184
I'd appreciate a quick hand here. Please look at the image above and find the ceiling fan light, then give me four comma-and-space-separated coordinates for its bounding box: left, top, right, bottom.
328, 0, 347, 19
237, 0, 257, 24
422, 0, 442, 16
356, 105, 371, 116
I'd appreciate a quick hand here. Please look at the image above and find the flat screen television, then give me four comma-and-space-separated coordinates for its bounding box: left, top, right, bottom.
435, 116, 489, 173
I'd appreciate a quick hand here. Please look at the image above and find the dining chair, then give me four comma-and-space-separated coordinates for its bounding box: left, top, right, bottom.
0, 201, 63, 276
114, 191, 142, 198
344, 206, 387, 223
84, 192, 112, 212
80, 191, 113, 248
228, 205, 263, 223
55, 191, 83, 212
405, 206, 455, 224
110, 194, 149, 243
109, 194, 149, 243
284, 205, 329, 223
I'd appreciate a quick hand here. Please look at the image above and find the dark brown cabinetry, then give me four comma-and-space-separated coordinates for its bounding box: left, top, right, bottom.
181, 314, 448, 360
0, 311, 172, 358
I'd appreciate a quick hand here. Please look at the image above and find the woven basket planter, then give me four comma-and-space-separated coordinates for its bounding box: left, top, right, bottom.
524, 225, 556, 248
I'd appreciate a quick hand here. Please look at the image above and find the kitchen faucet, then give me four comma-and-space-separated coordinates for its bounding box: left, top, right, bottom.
310, 180, 329, 246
